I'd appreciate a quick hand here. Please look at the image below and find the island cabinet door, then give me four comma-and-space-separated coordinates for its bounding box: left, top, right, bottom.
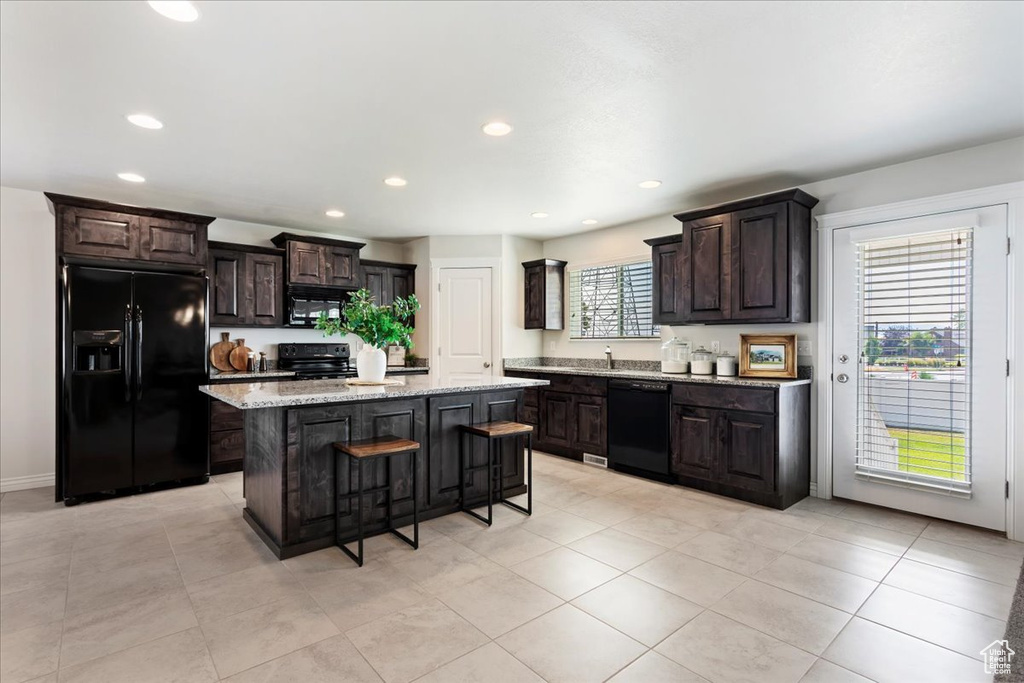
480, 390, 525, 496
349, 399, 428, 538
428, 394, 481, 509
286, 404, 362, 544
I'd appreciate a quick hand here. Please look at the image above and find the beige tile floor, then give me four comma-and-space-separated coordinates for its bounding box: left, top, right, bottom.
1, 452, 1020, 683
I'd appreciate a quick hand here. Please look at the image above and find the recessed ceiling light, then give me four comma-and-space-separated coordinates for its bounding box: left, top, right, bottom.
325, 209, 345, 218
147, 1, 199, 22
638, 180, 662, 189
117, 172, 146, 183
384, 177, 407, 187
482, 121, 513, 137
126, 113, 163, 130
581, 219, 598, 225
530, 212, 549, 219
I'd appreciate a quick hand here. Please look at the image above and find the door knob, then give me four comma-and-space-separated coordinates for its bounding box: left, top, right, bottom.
836, 373, 849, 383
483, 362, 491, 368
838, 354, 849, 364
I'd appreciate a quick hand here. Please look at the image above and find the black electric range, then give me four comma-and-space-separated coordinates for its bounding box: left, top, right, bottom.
277, 342, 356, 380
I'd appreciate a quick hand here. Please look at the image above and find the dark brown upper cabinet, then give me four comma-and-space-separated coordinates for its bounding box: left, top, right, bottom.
47, 193, 213, 267
360, 259, 416, 327
208, 242, 285, 327
650, 189, 818, 325
644, 235, 686, 325
270, 232, 364, 288
523, 259, 567, 330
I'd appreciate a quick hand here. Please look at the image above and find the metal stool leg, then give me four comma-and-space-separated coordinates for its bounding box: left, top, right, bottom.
460, 432, 494, 527
339, 456, 365, 567
388, 450, 419, 550
501, 433, 533, 517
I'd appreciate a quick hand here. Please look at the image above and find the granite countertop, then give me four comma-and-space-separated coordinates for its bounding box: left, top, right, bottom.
209, 366, 430, 381
506, 365, 812, 388
200, 374, 548, 410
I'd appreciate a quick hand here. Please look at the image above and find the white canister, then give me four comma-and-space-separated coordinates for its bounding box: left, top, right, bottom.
690, 347, 715, 375
716, 352, 738, 377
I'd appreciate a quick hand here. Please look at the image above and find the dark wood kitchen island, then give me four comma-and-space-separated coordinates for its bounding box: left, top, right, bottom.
200, 374, 548, 558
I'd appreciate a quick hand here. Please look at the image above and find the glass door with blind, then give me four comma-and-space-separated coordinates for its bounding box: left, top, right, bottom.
831, 205, 1009, 530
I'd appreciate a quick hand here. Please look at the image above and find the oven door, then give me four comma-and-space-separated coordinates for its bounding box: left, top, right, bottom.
286, 290, 344, 327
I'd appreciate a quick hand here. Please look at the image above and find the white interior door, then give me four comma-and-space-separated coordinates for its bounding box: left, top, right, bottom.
438, 267, 493, 381
832, 205, 1008, 530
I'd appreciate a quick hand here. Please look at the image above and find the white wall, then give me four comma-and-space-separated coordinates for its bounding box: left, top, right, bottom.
541, 136, 1024, 488
501, 235, 544, 359
1, 187, 57, 491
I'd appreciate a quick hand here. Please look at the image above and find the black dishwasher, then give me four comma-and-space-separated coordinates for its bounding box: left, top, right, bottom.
607, 380, 671, 475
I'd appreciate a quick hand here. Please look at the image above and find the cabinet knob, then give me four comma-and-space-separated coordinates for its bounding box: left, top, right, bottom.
483, 362, 491, 368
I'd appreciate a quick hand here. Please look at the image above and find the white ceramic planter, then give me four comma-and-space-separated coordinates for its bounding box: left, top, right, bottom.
356, 344, 387, 383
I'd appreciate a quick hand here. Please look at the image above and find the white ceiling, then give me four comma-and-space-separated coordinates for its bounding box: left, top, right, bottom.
1, 1, 1022, 241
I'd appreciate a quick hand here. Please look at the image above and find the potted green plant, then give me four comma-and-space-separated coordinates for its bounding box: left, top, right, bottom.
316, 289, 420, 382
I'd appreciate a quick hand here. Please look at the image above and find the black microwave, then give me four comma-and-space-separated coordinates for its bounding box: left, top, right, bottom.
286, 286, 348, 327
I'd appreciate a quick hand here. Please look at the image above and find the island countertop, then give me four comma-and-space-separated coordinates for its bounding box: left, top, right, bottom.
200, 374, 549, 409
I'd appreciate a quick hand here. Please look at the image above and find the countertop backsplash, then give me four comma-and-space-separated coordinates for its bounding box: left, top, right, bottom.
210, 327, 364, 360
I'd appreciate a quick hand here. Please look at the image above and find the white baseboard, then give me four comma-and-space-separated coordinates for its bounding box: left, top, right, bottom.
809, 482, 818, 498
0, 473, 55, 493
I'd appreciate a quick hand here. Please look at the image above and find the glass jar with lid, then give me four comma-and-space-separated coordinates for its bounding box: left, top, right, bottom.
716, 351, 738, 376
661, 337, 691, 374
690, 346, 715, 375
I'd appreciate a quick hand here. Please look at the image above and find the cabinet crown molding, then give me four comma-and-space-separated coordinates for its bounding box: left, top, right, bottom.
270, 231, 365, 250
44, 192, 216, 225
521, 258, 567, 268
672, 188, 819, 223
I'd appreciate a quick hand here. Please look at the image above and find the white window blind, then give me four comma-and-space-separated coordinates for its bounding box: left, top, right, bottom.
855, 228, 973, 495
569, 260, 658, 339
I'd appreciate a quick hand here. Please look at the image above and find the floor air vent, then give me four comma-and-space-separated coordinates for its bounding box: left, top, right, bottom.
583, 453, 608, 468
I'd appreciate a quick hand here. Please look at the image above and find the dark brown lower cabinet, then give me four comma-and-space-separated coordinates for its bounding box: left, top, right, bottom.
670, 383, 807, 509
719, 410, 776, 493
210, 399, 244, 474
539, 391, 574, 449
670, 404, 716, 480
573, 394, 607, 456
507, 372, 608, 458
507, 369, 807, 510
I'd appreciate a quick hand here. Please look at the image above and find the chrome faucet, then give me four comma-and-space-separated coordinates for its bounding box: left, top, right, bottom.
604, 346, 613, 370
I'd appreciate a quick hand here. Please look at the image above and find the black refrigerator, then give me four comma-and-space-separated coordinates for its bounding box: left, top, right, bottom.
60, 265, 209, 501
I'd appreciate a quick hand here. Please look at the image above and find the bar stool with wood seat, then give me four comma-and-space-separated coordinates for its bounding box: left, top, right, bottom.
332, 435, 420, 567
458, 420, 533, 526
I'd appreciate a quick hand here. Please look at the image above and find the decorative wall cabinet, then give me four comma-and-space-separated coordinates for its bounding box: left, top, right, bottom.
208, 242, 285, 326
48, 193, 213, 267
523, 259, 567, 330
270, 232, 364, 288
648, 189, 818, 324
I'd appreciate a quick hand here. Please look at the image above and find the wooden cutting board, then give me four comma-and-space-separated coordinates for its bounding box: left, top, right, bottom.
229, 338, 252, 371
209, 332, 235, 372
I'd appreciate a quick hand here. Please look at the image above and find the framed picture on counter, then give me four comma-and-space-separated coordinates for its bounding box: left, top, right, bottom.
740, 334, 797, 378
387, 345, 406, 367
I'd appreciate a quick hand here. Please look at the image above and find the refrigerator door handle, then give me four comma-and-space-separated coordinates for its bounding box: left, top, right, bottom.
124, 304, 133, 401
135, 306, 143, 400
